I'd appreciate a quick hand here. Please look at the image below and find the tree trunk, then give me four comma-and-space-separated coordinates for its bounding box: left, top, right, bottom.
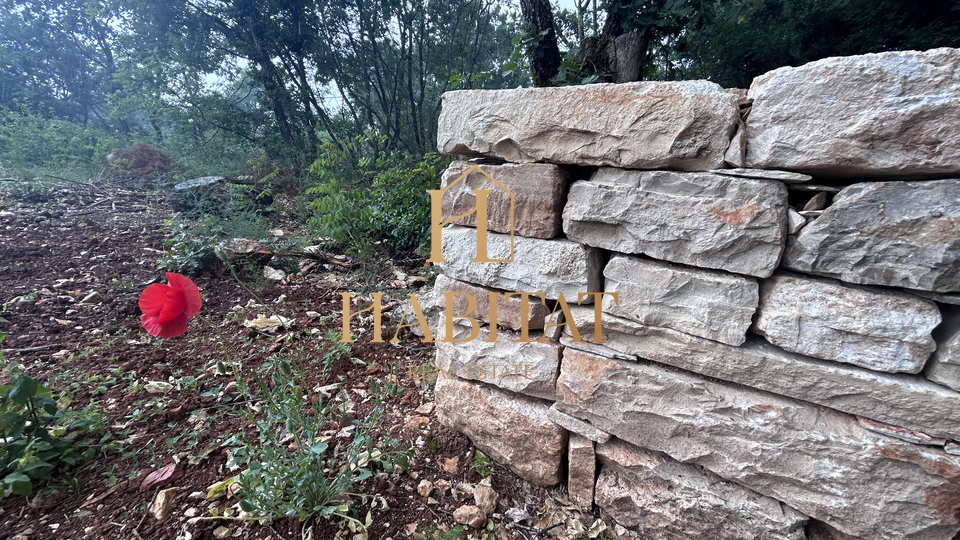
520, 0, 562, 87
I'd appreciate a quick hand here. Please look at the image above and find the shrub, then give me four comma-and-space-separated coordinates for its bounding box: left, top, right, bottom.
0, 108, 126, 181
157, 212, 273, 276
306, 138, 450, 255
367, 152, 449, 251
0, 336, 110, 499
228, 355, 409, 535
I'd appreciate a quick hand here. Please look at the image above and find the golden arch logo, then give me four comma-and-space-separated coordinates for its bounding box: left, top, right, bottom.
426, 165, 515, 263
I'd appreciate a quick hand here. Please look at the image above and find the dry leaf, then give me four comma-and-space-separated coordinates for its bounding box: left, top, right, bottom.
140, 462, 178, 492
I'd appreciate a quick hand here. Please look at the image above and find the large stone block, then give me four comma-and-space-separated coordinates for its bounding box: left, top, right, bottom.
437, 82, 739, 171
927, 307, 960, 392
603, 254, 758, 346
556, 348, 960, 540
435, 322, 560, 400
565, 306, 960, 440
782, 180, 960, 293
562, 169, 787, 278
433, 275, 550, 331
753, 274, 941, 373
440, 161, 567, 239
745, 48, 960, 178
567, 434, 596, 509
595, 439, 807, 540
434, 376, 565, 486
437, 225, 604, 300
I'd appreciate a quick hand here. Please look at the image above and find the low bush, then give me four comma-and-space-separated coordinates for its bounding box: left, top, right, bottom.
0, 335, 110, 499
305, 138, 450, 284
227, 353, 410, 536
0, 108, 126, 181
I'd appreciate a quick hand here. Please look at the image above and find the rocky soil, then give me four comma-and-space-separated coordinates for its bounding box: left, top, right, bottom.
0, 181, 602, 540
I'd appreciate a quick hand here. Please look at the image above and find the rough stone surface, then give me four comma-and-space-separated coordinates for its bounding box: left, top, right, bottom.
563, 169, 787, 278
437, 81, 739, 171
556, 348, 960, 540
453, 505, 487, 528
723, 125, 745, 167
565, 306, 960, 440
568, 434, 596, 509
438, 225, 604, 300
807, 521, 865, 540
746, 48, 960, 178
927, 307, 960, 392
802, 192, 828, 212
473, 485, 498, 515
782, 180, 960, 293
787, 208, 806, 234
914, 290, 960, 306
440, 161, 568, 239
548, 404, 612, 444
434, 376, 565, 486
857, 417, 946, 447
710, 168, 812, 183
433, 275, 551, 332
595, 439, 807, 540
753, 274, 941, 373
558, 336, 639, 362
603, 254, 759, 345
151, 488, 178, 520
435, 322, 561, 400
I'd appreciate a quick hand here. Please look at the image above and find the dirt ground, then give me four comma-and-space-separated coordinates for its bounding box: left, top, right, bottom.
0, 182, 603, 540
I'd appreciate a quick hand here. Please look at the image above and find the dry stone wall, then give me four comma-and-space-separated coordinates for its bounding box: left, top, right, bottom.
430, 47, 960, 540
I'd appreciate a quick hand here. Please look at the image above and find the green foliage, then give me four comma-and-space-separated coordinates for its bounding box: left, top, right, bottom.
157, 211, 272, 276
661, 0, 960, 87
307, 139, 450, 252
414, 525, 466, 540
368, 152, 449, 251
0, 337, 109, 500
470, 450, 492, 478
228, 355, 409, 531
306, 140, 374, 247
0, 109, 126, 181
157, 215, 226, 276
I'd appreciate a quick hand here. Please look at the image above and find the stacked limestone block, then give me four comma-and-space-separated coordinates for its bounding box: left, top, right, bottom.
432, 48, 960, 540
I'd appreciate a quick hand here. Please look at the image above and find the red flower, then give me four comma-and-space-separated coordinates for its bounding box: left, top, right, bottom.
139, 273, 202, 338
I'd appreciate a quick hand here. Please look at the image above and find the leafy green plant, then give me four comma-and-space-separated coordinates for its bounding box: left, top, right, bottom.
157, 214, 225, 275
306, 138, 450, 250
414, 524, 465, 540
0, 336, 109, 499
470, 450, 492, 478
228, 355, 408, 537
306, 137, 449, 289
366, 151, 449, 251
157, 212, 272, 276
0, 109, 126, 181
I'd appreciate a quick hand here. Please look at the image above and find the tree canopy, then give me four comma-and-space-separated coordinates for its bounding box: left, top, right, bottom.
1, 0, 959, 174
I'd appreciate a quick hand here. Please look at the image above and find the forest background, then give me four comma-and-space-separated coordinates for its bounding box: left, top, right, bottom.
2, 0, 959, 260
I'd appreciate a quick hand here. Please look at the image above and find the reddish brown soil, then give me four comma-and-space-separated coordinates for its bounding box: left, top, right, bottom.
0, 183, 572, 540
